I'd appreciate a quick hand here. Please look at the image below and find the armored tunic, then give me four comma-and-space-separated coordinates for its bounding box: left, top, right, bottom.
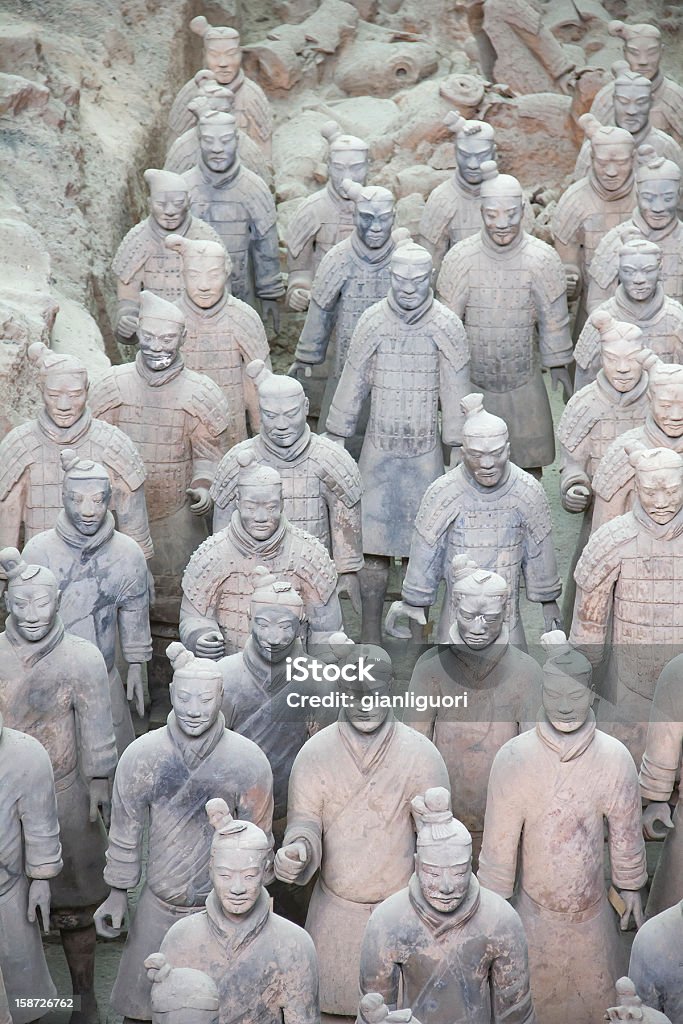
437, 229, 572, 468
574, 126, 683, 183
89, 355, 230, 626
104, 712, 273, 1019
591, 71, 683, 146
325, 295, 471, 556
629, 902, 683, 1021
169, 69, 273, 156
211, 428, 363, 573
0, 620, 116, 910
0, 727, 62, 1024
587, 212, 683, 312
182, 159, 282, 306
177, 291, 270, 446
165, 125, 270, 185
0, 408, 152, 558
479, 714, 647, 1024
180, 512, 342, 655
285, 182, 357, 302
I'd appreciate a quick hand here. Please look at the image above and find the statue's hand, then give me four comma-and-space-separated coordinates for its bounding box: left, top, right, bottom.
336, 572, 362, 614
562, 483, 592, 513
94, 889, 129, 939
550, 366, 573, 402
563, 264, 581, 299
126, 663, 145, 718
288, 360, 313, 379
196, 630, 225, 660
274, 841, 309, 883
261, 298, 281, 335
187, 487, 212, 517
642, 801, 675, 840
617, 889, 644, 931
89, 778, 111, 827
385, 601, 427, 640
287, 288, 311, 313
117, 314, 139, 340
27, 878, 51, 934
541, 601, 562, 633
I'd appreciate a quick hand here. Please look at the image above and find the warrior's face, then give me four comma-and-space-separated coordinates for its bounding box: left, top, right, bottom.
251, 604, 300, 662
623, 35, 662, 81
614, 82, 651, 135
170, 671, 223, 736
481, 196, 523, 247
204, 40, 241, 85
601, 340, 643, 394
542, 674, 594, 733
63, 478, 112, 536
355, 202, 395, 250
455, 135, 495, 186
329, 151, 369, 198
636, 466, 683, 525
138, 323, 184, 372
637, 177, 680, 230
454, 592, 505, 649
619, 251, 660, 301
199, 124, 238, 173
149, 191, 190, 232
650, 381, 683, 437
183, 254, 228, 308
6, 582, 59, 643
259, 390, 308, 448
211, 845, 266, 917
592, 143, 634, 193
42, 374, 88, 429
390, 263, 432, 311
342, 675, 392, 734
462, 434, 510, 488
416, 844, 472, 914
237, 483, 283, 541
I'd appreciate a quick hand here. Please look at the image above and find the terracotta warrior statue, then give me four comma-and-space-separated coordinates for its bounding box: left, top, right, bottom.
386, 394, 561, 649
145, 954, 219, 1024
285, 120, 370, 312
182, 110, 283, 315
94, 642, 273, 1023
164, 233, 270, 445
588, 147, 683, 312
180, 452, 342, 659
325, 238, 471, 643
0, 342, 152, 559
169, 17, 273, 157
89, 290, 231, 718
112, 167, 224, 343
159, 802, 318, 1024
629, 901, 683, 1022
405, 557, 542, 866
360, 786, 535, 1024
575, 236, 683, 391
0, 550, 117, 1024
479, 631, 647, 1024
605, 978, 672, 1023
0, 716, 62, 1024
274, 645, 449, 1019
591, 21, 683, 146
437, 160, 572, 473
22, 451, 151, 754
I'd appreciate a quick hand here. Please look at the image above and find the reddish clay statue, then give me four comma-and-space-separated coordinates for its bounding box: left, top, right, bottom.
285, 120, 370, 312
479, 632, 647, 1024
145, 954, 219, 1024
0, 716, 62, 1024
360, 786, 535, 1024
22, 451, 151, 754
386, 394, 561, 649
0, 343, 152, 559
169, 18, 273, 157
181, 452, 342, 658
274, 645, 449, 1017
112, 168, 224, 343
164, 233, 270, 445
588, 147, 683, 312
159, 802, 319, 1024
94, 642, 273, 1023
476, 0, 575, 95
591, 22, 683, 146
325, 238, 470, 643
605, 978, 672, 1023
0, 550, 117, 1024
575, 236, 683, 391
629, 901, 683, 1022
437, 161, 572, 472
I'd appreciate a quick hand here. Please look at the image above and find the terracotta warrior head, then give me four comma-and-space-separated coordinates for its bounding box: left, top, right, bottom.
246, 360, 308, 448
637, 354, 683, 438
235, 452, 284, 541
449, 555, 509, 649
165, 234, 230, 309
205, 798, 271, 919
478, 161, 525, 247
635, 146, 681, 232
589, 312, 645, 393
412, 787, 472, 914
0, 548, 60, 643
28, 342, 89, 430
137, 290, 186, 372
198, 109, 238, 175
248, 567, 304, 664
605, 977, 672, 1022
540, 630, 594, 733
578, 114, 634, 193
60, 450, 112, 536
190, 17, 242, 87
618, 235, 662, 302
188, 71, 236, 120
167, 642, 224, 737
145, 953, 220, 1024
444, 110, 496, 187
609, 21, 662, 83
344, 181, 396, 250
335, 643, 393, 734
144, 169, 191, 233
321, 121, 369, 199
612, 63, 652, 136
627, 444, 683, 526
389, 238, 433, 312
460, 393, 510, 488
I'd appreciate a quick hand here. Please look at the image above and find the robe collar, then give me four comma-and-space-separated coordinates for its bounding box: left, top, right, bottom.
643, 414, 683, 454
135, 351, 185, 388
386, 290, 434, 326
199, 154, 242, 190
204, 887, 270, 956
350, 230, 395, 267
325, 180, 353, 212
632, 498, 683, 540
228, 510, 288, 559
613, 282, 666, 324
587, 168, 635, 203
452, 170, 480, 199
408, 873, 481, 937
55, 510, 116, 559
536, 708, 596, 762
227, 68, 245, 95
182, 289, 230, 321
479, 227, 526, 260
445, 624, 510, 682
4, 616, 65, 669
631, 209, 680, 244
595, 368, 649, 407
166, 709, 226, 770
259, 425, 312, 464
337, 709, 396, 776
460, 461, 513, 497
38, 407, 92, 445
242, 635, 305, 693
148, 211, 193, 243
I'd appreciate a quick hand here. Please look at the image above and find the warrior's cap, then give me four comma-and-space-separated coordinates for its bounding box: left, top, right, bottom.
188, 87, 235, 118
190, 17, 240, 46
636, 145, 681, 184
443, 109, 495, 144
250, 567, 304, 616
139, 290, 186, 329
590, 310, 644, 353
0, 548, 58, 591
236, 450, 282, 488
609, 20, 661, 43
198, 109, 237, 134
321, 120, 368, 156
344, 180, 394, 212
28, 342, 88, 383
612, 61, 651, 92
145, 953, 220, 1014
540, 630, 592, 687
479, 160, 523, 200
60, 449, 111, 485
637, 352, 683, 390
461, 393, 508, 442
451, 555, 509, 601
164, 234, 228, 264
578, 113, 634, 150
207, 798, 271, 852
246, 359, 305, 402
335, 643, 392, 693
144, 168, 188, 196
391, 236, 432, 270
166, 642, 223, 685
626, 443, 683, 474
618, 234, 662, 261
413, 787, 472, 858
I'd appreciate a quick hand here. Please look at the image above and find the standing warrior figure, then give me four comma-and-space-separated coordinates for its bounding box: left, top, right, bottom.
285, 120, 370, 312
112, 168, 224, 344
360, 786, 536, 1024
386, 394, 561, 649
0, 343, 152, 559
0, 718, 62, 1024
160, 802, 318, 1024
325, 239, 470, 643
479, 633, 647, 1024
169, 18, 273, 156
182, 110, 283, 315
181, 453, 342, 659
274, 645, 449, 1020
575, 236, 683, 390
0, 551, 117, 1024
587, 147, 683, 311
145, 955, 219, 1024
94, 643, 273, 1024
437, 161, 572, 473
629, 901, 683, 1022
164, 234, 270, 445
590, 21, 683, 146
